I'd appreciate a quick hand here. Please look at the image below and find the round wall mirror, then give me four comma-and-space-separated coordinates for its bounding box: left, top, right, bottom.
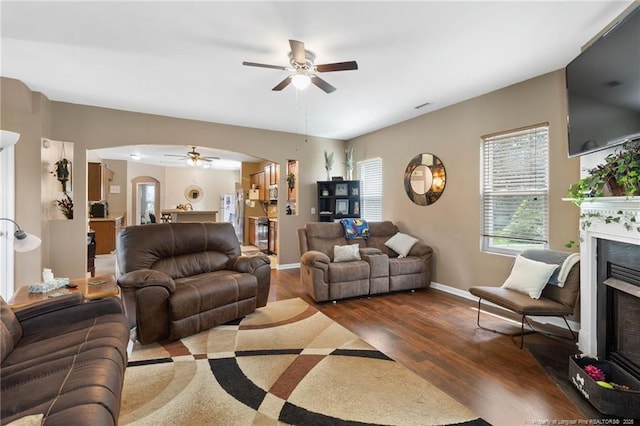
404, 153, 446, 205
185, 184, 204, 203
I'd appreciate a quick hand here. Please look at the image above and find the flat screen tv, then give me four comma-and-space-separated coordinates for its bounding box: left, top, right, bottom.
566, 6, 640, 157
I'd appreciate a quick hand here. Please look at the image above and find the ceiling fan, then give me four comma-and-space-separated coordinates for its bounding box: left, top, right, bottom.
242, 39, 358, 94
164, 146, 219, 165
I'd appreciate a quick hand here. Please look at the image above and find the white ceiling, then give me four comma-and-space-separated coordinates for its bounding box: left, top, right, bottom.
1, 1, 634, 167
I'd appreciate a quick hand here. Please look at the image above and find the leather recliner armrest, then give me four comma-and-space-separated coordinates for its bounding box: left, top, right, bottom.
230, 254, 270, 274
117, 269, 176, 293
15, 293, 84, 322
17, 295, 125, 336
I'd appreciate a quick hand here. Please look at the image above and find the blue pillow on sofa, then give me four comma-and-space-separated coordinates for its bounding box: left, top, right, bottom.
340, 218, 369, 240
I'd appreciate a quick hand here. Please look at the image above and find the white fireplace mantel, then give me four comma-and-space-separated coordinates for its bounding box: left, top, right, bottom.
575, 196, 640, 356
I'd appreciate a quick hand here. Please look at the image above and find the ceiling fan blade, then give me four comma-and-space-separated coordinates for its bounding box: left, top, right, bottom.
311, 75, 336, 94
272, 76, 293, 91
164, 154, 188, 158
242, 61, 288, 71
289, 40, 306, 64
315, 61, 358, 73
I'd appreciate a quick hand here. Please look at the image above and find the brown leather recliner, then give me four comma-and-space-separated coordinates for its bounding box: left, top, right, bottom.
1, 294, 130, 425
117, 222, 270, 344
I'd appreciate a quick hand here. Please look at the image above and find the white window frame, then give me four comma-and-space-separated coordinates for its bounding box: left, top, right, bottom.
0, 145, 15, 299
357, 157, 383, 222
481, 124, 549, 255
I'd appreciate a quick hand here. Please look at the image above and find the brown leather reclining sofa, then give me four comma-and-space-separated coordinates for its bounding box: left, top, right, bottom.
1, 294, 130, 425
117, 222, 271, 344
298, 221, 433, 302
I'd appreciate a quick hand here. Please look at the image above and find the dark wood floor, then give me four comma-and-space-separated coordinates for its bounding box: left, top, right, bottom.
268, 268, 587, 426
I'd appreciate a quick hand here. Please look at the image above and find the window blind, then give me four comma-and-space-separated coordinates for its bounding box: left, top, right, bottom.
481, 125, 549, 252
357, 158, 383, 221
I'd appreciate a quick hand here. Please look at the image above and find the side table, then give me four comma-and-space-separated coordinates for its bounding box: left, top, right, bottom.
8, 275, 119, 310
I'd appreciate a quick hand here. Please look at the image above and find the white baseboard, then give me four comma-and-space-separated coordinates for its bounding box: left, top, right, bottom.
429, 281, 580, 332
277, 262, 300, 270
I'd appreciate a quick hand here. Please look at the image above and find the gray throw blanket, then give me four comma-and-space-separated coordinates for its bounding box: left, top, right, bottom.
520, 249, 580, 287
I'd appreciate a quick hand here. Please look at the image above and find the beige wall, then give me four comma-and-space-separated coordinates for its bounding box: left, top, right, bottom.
1, 79, 346, 285
348, 70, 580, 291
2, 71, 581, 291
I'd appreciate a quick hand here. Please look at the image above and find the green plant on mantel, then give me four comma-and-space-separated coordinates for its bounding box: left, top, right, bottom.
566, 209, 640, 248
565, 141, 640, 247
567, 140, 640, 206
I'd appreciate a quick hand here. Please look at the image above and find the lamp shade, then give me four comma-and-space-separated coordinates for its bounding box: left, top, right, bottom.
14, 232, 41, 252
0, 130, 20, 152
0, 218, 41, 252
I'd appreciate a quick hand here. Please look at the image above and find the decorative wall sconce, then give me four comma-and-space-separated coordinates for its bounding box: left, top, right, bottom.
0, 218, 41, 252
0, 130, 20, 152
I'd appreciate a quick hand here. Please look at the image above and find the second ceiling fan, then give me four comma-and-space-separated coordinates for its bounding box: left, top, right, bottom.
242, 39, 358, 94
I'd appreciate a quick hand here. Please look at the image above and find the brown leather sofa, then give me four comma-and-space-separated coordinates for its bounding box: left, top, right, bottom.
298, 221, 433, 302
117, 222, 271, 344
1, 293, 130, 425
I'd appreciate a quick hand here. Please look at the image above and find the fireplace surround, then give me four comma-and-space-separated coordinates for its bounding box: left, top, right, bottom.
578, 196, 640, 363
597, 239, 640, 379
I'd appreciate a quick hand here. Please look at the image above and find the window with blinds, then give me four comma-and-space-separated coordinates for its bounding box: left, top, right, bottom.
357, 158, 383, 221
481, 124, 549, 255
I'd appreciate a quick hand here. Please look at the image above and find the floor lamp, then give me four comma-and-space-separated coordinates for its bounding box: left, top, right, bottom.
0, 218, 41, 252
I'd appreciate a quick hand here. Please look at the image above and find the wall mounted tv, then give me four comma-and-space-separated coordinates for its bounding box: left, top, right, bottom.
566, 6, 640, 157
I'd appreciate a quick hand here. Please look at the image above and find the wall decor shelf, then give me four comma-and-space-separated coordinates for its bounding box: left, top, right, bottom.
317, 180, 361, 222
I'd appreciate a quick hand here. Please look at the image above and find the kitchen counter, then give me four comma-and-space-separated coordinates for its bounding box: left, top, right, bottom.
89, 213, 124, 222
89, 214, 125, 255
162, 209, 218, 223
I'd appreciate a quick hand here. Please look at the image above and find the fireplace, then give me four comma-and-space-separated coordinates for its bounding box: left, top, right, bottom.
577, 196, 640, 358
596, 239, 640, 380
573, 197, 640, 418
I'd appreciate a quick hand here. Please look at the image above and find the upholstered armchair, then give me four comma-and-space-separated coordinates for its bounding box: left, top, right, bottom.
117, 222, 270, 344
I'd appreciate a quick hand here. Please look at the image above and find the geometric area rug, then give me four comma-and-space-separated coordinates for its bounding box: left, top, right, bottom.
120, 298, 491, 425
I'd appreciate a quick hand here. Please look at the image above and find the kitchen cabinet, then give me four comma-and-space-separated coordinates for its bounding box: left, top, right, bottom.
268, 219, 278, 255
269, 163, 280, 185
250, 171, 267, 201
88, 162, 114, 202
248, 217, 257, 246
89, 214, 124, 255
317, 180, 361, 222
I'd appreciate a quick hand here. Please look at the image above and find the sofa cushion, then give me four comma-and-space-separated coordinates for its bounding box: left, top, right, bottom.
389, 257, 425, 276
171, 270, 258, 320
328, 260, 370, 283
384, 232, 419, 258
334, 244, 361, 262
502, 255, 558, 299
363, 221, 400, 257
117, 222, 242, 276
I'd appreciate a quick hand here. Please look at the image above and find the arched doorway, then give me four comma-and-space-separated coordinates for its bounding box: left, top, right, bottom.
131, 176, 160, 225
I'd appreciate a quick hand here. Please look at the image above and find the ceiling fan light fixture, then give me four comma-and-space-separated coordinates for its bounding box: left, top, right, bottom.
292, 74, 311, 90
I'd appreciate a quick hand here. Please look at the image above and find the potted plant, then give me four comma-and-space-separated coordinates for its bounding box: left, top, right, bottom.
56, 193, 74, 219
286, 173, 295, 192
324, 151, 334, 181
568, 141, 640, 206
